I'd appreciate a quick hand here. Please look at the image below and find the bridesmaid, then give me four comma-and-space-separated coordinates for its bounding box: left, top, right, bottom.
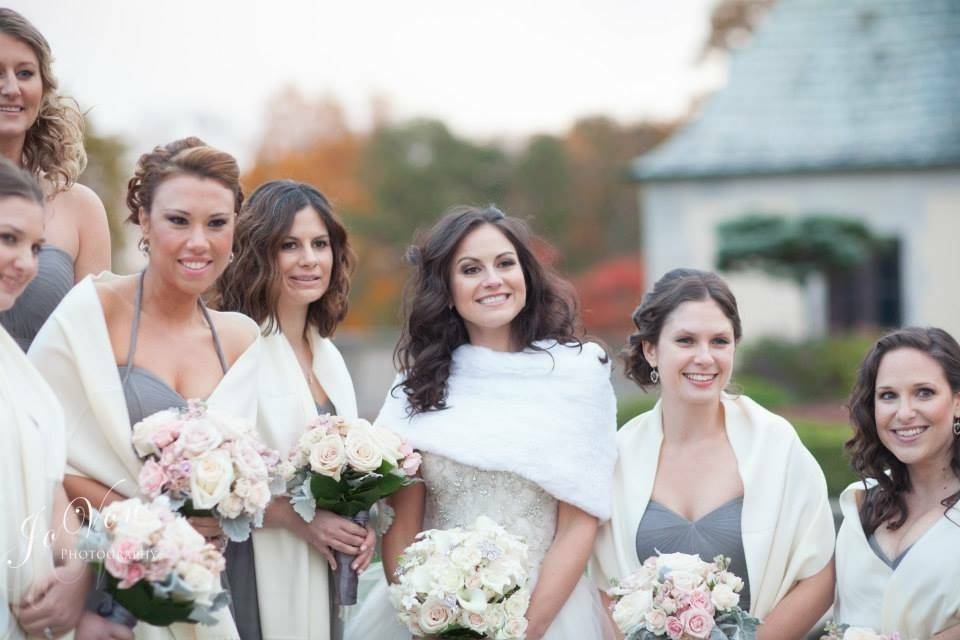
834, 327, 960, 638
591, 268, 836, 639
29, 138, 258, 640
215, 179, 374, 640
0, 8, 110, 351
0, 157, 118, 640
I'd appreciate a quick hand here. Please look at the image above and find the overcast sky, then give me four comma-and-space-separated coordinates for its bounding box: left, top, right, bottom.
11, 0, 724, 161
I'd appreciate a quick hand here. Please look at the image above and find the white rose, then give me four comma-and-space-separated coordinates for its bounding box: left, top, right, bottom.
344, 426, 383, 473
657, 552, 710, 575
178, 562, 218, 605
242, 481, 271, 512
434, 566, 463, 594
479, 565, 512, 594
497, 617, 528, 640
503, 590, 530, 618
160, 516, 206, 554
843, 628, 885, 640
483, 602, 507, 630
208, 410, 252, 440
372, 425, 405, 463
450, 544, 482, 571
178, 420, 224, 457
667, 569, 704, 592
710, 583, 740, 611
722, 572, 745, 592
189, 450, 235, 509
308, 435, 346, 480
102, 499, 164, 544
612, 588, 652, 633
417, 596, 454, 634
644, 609, 668, 634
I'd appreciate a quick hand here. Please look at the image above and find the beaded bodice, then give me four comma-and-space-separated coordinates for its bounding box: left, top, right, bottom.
421, 452, 558, 567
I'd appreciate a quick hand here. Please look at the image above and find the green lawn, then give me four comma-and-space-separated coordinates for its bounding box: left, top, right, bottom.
617, 398, 858, 497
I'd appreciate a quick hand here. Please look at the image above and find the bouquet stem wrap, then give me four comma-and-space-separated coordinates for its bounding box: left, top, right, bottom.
333, 510, 369, 605
92, 588, 139, 629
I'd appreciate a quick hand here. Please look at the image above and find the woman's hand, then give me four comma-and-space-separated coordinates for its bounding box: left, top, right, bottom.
74, 611, 135, 640
12, 563, 90, 638
188, 516, 226, 550
299, 510, 369, 570
351, 525, 377, 573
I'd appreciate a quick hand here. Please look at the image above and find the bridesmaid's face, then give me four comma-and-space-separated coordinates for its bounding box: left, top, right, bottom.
643, 298, 736, 406
449, 224, 526, 349
139, 174, 236, 298
0, 195, 43, 311
874, 347, 960, 469
0, 33, 42, 142
273, 206, 333, 312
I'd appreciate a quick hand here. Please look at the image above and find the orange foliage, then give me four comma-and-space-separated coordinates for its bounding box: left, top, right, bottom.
572, 253, 644, 336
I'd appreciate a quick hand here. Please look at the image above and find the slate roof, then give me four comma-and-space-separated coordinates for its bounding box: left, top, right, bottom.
634, 0, 960, 180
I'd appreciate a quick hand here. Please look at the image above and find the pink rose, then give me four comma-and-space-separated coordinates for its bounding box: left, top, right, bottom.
680, 608, 715, 639
138, 459, 169, 497
687, 590, 715, 616
118, 562, 147, 589
665, 615, 684, 640
399, 442, 413, 457
151, 423, 180, 450
401, 452, 422, 476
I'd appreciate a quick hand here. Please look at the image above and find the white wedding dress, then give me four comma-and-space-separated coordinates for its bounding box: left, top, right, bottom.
345, 452, 613, 639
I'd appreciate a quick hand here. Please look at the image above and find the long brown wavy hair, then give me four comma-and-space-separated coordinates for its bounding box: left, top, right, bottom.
0, 9, 86, 191
395, 204, 584, 414
623, 268, 742, 390
214, 180, 354, 338
846, 327, 960, 535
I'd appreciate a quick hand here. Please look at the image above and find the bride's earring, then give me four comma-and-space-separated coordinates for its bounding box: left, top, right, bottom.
650, 367, 659, 384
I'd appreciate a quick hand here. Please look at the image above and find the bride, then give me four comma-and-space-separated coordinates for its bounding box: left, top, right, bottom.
346, 205, 617, 640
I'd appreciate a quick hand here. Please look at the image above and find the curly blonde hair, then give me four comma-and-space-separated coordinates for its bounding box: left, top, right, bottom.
0, 9, 86, 191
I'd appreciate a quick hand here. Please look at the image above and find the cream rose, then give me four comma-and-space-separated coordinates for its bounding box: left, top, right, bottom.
344, 426, 383, 472
131, 409, 181, 457
177, 420, 224, 457
308, 434, 346, 480
644, 609, 668, 635
503, 589, 530, 618
189, 450, 234, 509
497, 617, 528, 640
460, 609, 487, 633
179, 562, 218, 605
483, 602, 507, 630
372, 425, 405, 463
231, 439, 268, 480
103, 500, 164, 543
417, 596, 454, 635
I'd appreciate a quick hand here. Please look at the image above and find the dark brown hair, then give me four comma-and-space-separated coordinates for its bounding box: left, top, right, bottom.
215, 180, 355, 337
0, 156, 44, 205
395, 204, 583, 414
846, 326, 960, 535
623, 268, 742, 389
125, 137, 243, 224
0, 8, 86, 190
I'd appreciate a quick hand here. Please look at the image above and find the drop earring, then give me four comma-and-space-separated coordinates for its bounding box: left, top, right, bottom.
650, 367, 659, 384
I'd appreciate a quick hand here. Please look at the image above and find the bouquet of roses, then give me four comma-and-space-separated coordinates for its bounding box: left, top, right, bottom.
284, 413, 421, 604
77, 496, 229, 628
132, 400, 283, 542
820, 622, 907, 640
389, 515, 531, 639
608, 552, 760, 640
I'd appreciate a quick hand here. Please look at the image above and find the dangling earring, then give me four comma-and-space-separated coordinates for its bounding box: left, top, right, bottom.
138, 237, 150, 254
650, 367, 659, 384
953, 416, 960, 437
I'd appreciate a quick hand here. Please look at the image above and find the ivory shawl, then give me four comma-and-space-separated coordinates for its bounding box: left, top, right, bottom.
1, 325, 64, 640
375, 340, 617, 520
590, 394, 835, 618
834, 481, 960, 638
253, 328, 358, 640
28, 273, 261, 640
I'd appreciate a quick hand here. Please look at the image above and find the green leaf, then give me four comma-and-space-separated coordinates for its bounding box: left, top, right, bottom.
310, 473, 346, 502
106, 574, 196, 627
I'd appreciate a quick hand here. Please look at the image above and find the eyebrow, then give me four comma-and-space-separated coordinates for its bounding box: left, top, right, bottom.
456, 251, 516, 265
0, 223, 23, 235
161, 208, 231, 217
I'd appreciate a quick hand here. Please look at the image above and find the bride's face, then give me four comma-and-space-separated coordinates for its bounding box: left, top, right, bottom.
0, 195, 43, 311
449, 224, 527, 348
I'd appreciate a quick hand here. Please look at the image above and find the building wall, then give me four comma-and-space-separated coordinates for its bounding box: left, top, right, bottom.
640, 168, 960, 340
